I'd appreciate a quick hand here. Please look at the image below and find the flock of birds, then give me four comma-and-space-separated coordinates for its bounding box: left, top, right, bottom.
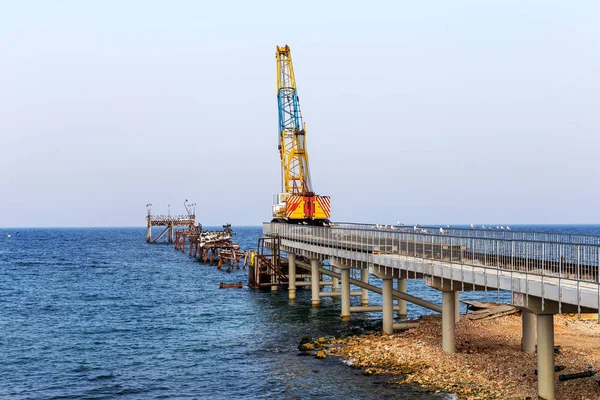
371, 223, 512, 235
470, 224, 511, 230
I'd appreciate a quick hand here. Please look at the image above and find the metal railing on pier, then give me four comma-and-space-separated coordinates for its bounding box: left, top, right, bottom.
264, 222, 600, 285
333, 222, 600, 246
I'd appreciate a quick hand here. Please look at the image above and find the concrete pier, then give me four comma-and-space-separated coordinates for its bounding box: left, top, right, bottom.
455, 291, 460, 323
340, 265, 351, 321
332, 266, 339, 292
288, 253, 296, 300
311, 259, 320, 307
537, 314, 555, 400
521, 309, 535, 353
361, 269, 369, 306
382, 277, 394, 335
397, 278, 407, 317
442, 291, 457, 353
256, 222, 600, 400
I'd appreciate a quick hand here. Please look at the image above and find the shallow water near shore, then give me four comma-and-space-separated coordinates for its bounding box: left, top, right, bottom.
1, 225, 598, 399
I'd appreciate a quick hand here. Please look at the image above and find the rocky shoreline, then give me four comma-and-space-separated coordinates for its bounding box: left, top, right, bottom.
301, 313, 600, 399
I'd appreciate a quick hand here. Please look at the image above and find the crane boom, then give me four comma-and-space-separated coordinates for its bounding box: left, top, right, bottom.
276, 45, 312, 194
272, 45, 330, 224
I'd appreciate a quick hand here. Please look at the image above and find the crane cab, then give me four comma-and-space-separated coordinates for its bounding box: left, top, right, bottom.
272, 193, 290, 219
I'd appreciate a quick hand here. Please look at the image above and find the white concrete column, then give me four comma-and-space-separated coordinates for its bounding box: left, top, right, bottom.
397, 278, 407, 317
310, 259, 320, 307
522, 309, 535, 353
332, 266, 339, 292
442, 291, 457, 353
341, 266, 350, 321
288, 253, 296, 300
382, 277, 394, 335
455, 291, 460, 323
537, 314, 555, 400
360, 269, 369, 306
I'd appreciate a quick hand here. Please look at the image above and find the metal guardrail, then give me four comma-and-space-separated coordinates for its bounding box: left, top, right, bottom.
264, 222, 600, 285
332, 222, 600, 245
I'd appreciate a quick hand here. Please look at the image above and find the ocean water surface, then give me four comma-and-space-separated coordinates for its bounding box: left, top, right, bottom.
0, 225, 598, 399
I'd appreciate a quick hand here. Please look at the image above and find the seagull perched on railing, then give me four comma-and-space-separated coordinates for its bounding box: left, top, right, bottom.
3, 230, 19, 238
439, 227, 447, 234
500, 226, 505, 230
482, 225, 486, 229
471, 224, 476, 229
506, 226, 511, 230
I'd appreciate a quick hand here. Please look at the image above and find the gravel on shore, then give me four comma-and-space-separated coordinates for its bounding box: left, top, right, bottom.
328, 313, 600, 399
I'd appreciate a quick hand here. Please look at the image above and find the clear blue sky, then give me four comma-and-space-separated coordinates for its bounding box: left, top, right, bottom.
1, 1, 599, 227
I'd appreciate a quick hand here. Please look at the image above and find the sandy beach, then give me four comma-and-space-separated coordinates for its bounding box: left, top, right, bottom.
327, 313, 600, 399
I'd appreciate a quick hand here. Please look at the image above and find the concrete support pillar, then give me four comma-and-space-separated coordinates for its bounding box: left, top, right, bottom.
340, 266, 350, 321
522, 309, 536, 353
332, 266, 339, 292
455, 291, 460, 323
288, 253, 296, 300
442, 291, 457, 353
397, 278, 407, 317
382, 277, 394, 335
537, 314, 555, 400
310, 259, 320, 307
360, 269, 369, 306
146, 223, 152, 243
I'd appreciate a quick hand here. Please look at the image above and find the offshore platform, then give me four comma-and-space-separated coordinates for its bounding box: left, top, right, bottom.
145, 201, 246, 270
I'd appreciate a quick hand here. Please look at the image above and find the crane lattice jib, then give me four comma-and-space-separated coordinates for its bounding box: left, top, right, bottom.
276, 45, 312, 195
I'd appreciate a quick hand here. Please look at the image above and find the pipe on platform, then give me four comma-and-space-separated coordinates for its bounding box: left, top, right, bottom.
318, 267, 442, 313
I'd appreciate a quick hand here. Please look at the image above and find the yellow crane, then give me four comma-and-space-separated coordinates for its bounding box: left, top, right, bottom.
272, 45, 330, 224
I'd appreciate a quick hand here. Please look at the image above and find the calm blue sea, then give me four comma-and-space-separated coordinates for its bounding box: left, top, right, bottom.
0, 225, 598, 399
